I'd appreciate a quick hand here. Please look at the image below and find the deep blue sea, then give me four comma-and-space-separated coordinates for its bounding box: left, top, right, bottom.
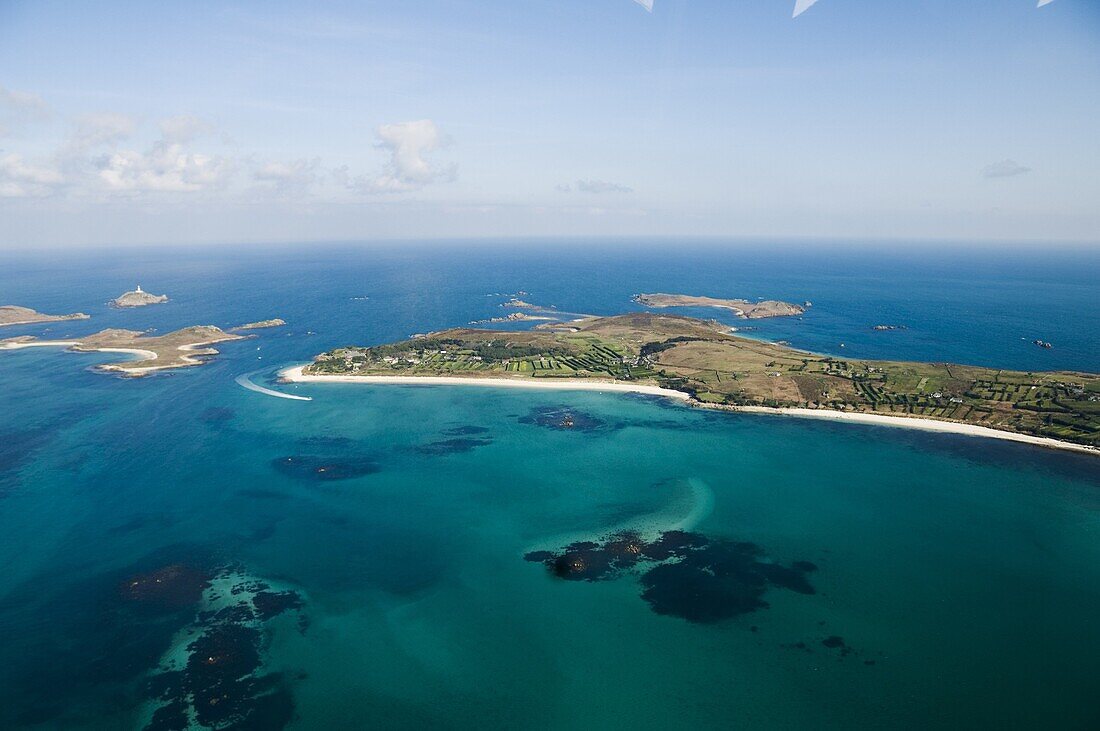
0, 241, 1098, 729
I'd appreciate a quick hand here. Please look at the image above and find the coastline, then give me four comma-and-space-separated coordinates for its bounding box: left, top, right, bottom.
280, 366, 1098, 457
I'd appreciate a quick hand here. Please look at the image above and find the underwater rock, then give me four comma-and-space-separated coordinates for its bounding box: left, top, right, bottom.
146, 624, 293, 731
415, 437, 493, 455
121, 564, 211, 609
142, 568, 307, 730
271, 455, 380, 482
519, 406, 609, 432
297, 435, 354, 448
198, 407, 235, 424
252, 590, 305, 621
442, 425, 491, 436
528, 530, 818, 624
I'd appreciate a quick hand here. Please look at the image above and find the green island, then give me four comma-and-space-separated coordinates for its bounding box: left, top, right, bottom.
0, 305, 90, 327
233, 318, 287, 331
302, 313, 1100, 449
1, 325, 246, 376
632, 293, 806, 319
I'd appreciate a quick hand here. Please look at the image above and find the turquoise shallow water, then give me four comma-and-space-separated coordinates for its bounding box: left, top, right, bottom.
0, 243, 1098, 729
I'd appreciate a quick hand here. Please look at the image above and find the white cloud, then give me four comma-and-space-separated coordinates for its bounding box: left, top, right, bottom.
254, 158, 320, 194
566, 179, 634, 194
66, 113, 135, 155
361, 119, 452, 194
64, 114, 233, 194
982, 160, 1032, 179
97, 142, 234, 193
0, 85, 50, 136
159, 115, 212, 145
0, 153, 64, 197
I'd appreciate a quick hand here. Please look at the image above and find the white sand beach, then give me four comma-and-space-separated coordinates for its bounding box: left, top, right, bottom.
279, 366, 692, 400
281, 365, 1098, 457
727, 405, 1099, 456
0, 340, 81, 350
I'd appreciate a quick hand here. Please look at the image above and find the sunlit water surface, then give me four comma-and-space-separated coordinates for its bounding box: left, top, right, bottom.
0, 243, 1097, 729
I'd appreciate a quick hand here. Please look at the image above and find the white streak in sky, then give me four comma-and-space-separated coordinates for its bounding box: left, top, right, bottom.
792, 0, 820, 17
633, 1, 1057, 16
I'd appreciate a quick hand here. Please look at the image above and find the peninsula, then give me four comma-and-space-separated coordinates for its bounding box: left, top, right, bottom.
1, 325, 245, 376
113, 285, 168, 308
633, 293, 805, 319
0, 305, 90, 327
287, 313, 1099, 453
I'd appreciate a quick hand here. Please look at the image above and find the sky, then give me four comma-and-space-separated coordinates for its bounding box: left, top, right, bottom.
1, 0, 1098, 248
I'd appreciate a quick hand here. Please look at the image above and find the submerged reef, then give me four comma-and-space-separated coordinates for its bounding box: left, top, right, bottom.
0, 547, 305, 729
198, 407, 236, 424
271, 454, 380, 482
415, 436, 493, 455
121, 564, 212, 609
142, 567, 306, 731
526, 530, 817, 624
519, 406, 609, 432
442, 425, 491, 436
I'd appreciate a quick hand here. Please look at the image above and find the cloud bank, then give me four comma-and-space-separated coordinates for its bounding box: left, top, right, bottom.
982, 160, 1032, 179
559, 179, 634, 194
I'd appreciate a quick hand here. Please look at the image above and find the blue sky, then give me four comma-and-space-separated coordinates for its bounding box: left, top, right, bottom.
1, 0, 1098, 247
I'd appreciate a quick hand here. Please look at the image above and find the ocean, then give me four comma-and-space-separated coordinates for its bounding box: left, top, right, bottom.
0, 241, 1097, 729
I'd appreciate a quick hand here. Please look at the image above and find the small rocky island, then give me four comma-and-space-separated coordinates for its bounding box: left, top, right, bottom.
634, 293, 805, 319
1, 325, 245, 376
470, 312, 558, 325
0, 305, 90, 327
113, 285, 168, 308
233, 319, 287, 331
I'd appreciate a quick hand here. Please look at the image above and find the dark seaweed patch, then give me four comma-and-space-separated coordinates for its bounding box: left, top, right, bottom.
143, 571, 306, 730
198, 407, 235, 424
271, 455, 380, 482
146, 624, 293, 731
297, 435, 354, 448
528, 530, 817, 624
121, 564, 212, 610
519, 406, 608, 432
415, 437, 493, 455
525, 531, 649, 581
238, 488, 290, 500
442, 425, 491, 436
252, 591, 305, 621
821, 635, 858, 658
0, 426, 53, 492
107, 513, 177, 535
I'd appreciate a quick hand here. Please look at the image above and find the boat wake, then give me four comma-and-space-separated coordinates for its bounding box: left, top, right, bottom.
235, 370, 313, 401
